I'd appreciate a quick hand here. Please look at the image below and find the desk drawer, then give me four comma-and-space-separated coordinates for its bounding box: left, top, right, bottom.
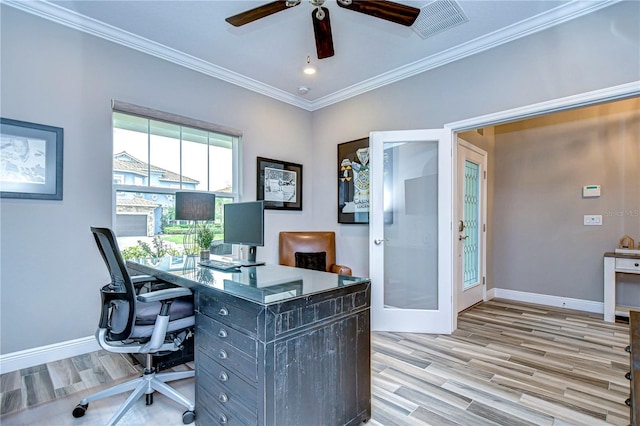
198, 313, 256, 357
197, 400, 256, 426
197, 290, 260, 334
616, 258, 640, 272
197, 326, 257, 383
198, 368, 257, 424
197, 349, 257, 403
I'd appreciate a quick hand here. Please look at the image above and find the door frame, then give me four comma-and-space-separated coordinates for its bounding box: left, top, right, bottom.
444, 81, 638, 331
454, 139, 488, 313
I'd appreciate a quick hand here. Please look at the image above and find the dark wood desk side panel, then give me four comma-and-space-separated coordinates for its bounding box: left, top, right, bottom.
266, 308, 371, 425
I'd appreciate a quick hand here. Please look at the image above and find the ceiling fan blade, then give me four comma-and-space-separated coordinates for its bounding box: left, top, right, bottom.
226, 1, 295, 27
313, 7, 334, 59
337, 0, 420, 26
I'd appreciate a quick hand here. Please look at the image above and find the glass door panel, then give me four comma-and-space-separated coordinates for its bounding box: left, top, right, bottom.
462, 160, 480, 290
383, 140, 438, 310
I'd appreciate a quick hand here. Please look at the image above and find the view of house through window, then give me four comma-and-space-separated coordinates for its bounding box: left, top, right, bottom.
112, 111, 239, 257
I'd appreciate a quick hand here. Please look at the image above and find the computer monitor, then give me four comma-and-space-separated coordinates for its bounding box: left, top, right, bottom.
223, 200, 264, 263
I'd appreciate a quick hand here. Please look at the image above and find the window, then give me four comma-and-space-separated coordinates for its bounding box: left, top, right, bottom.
111, 101, 241, 255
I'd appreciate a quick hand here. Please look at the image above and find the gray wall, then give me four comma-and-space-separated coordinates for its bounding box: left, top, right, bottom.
1, 1, 639, 354
493, 99, 640, 302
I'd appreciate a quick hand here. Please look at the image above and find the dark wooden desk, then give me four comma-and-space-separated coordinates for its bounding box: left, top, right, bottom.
128, 257, 371, 425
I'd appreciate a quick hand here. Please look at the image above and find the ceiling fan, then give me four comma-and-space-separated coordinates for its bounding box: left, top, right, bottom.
225, 0, 420, 60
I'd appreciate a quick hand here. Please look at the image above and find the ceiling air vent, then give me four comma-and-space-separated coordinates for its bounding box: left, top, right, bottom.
412, 0, 468, 40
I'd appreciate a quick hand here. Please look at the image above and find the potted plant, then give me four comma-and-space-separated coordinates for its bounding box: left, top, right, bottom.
197, 224, 214, 260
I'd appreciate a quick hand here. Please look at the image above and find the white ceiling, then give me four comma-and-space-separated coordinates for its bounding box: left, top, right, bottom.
5, 0, 619, 110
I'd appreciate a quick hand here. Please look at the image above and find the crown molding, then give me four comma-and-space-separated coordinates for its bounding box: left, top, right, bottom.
3, 0, 620, 112
2, 0, 314, 111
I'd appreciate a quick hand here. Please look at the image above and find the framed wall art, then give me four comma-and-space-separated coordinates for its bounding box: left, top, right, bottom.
338, 138, 370, 224
257, 156, 302, 210
0, 118, 63, 200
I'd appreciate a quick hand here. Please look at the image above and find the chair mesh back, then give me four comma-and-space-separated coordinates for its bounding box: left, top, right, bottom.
91, 227, 137, 340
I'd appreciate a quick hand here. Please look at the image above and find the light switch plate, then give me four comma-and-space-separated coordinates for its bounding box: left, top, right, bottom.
584, 215, 602, 226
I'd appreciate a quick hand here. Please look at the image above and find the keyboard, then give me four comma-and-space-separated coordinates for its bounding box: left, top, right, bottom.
198, 259, 241, 271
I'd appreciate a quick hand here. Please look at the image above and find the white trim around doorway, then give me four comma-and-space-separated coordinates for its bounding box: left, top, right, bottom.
444, 80, 639, 330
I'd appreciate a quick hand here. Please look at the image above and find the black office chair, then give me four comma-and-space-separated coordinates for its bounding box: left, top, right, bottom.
72, 227, 196, 425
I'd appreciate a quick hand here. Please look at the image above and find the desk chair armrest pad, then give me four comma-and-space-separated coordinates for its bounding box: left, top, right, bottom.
330, 264, 352, 276
137, 287, 192, 303
131, 275, 158, 284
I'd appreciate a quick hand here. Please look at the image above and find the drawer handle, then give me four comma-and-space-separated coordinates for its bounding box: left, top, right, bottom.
219, 393, 229, 403
219, 413, 228, 424
218, 329, 228, 338
626, 345, 631, 353
625, 397, 631, 407
625, 372, 631, 380
218, 371, 228, 382
635, 263, 639, 267
218, 307, 229, 316
219, 349, 228, 359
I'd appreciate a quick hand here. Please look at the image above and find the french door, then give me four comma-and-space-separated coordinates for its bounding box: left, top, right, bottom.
456, 139, 487, 313
369, 129, 453, 334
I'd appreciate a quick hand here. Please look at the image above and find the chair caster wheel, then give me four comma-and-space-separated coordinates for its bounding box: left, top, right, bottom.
182, 410, 196, 424
72, 403, 88, 418
146, 393, 153, 405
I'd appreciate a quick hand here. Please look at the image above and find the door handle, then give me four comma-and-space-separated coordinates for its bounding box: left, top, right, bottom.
374, 239, 387, 245
458, 235, 468, 241
458, 220, 465, 232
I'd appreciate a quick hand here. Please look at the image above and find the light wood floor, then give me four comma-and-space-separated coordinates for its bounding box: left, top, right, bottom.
0, 299, 631, 425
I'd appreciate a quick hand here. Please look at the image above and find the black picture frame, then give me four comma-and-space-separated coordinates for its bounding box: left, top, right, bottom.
0, 118, 63, 200
338, 138, 370, 224
257, 157, 302, 210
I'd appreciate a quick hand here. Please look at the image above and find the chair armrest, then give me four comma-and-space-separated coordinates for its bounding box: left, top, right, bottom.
137, 287, 192, 303
330, 264, 352, 276
131, 274, 158, 284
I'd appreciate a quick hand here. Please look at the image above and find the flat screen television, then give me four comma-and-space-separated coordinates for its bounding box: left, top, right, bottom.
223, 200, 264, 264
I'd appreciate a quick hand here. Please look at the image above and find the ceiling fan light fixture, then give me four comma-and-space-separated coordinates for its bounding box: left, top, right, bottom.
303, 56, 317, 75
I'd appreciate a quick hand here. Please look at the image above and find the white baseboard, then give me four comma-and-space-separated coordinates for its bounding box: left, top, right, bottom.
491, 288, 603, 314
0, 336, 99, 374
486, 287, 496, 300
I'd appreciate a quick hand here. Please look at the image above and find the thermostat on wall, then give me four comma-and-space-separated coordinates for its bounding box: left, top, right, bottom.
582, 185, 601, 198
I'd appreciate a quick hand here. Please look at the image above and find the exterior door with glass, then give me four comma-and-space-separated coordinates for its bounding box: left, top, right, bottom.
369, 129, 453, 334
456, 139, 487, 313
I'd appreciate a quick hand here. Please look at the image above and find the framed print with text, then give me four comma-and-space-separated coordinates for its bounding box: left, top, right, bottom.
257, 156, 302, 210
0, 118, 63, 200
338, 138, 369, 224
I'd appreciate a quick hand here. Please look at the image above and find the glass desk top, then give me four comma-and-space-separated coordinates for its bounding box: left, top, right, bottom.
127, 255, 369, 305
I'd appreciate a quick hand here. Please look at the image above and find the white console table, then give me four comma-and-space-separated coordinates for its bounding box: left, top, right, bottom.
603, 252, 640, 322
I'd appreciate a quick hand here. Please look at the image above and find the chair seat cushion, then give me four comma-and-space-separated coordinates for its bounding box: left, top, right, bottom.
295, 251, 327, 271
135, 298, 194, 325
